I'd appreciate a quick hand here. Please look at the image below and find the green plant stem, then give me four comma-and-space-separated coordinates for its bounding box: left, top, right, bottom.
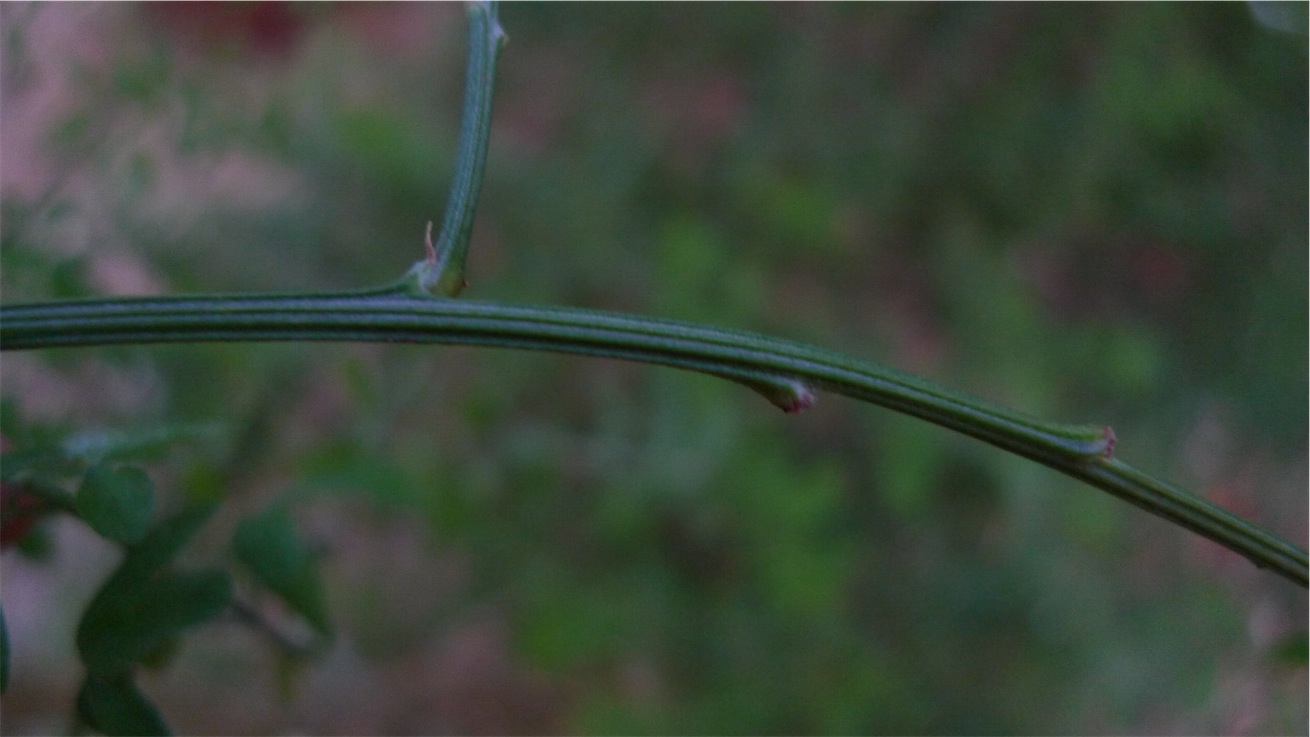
421, 0, 504, 297
2, 291, 1305, 587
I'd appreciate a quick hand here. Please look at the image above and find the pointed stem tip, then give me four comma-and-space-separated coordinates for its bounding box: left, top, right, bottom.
1101, 426, 1116, 459
747, 376, 816, 414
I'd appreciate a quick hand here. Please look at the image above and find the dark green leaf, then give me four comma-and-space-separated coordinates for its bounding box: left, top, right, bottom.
15, 521, 55, 561
137, 637, 182, 671
77, 464, 156, 544
77, 569, 232, 673
77, 505, 226, 671
0, 448, 74, 483
77, 670, 170, 736
233, 505, 330, 635
107, 504, 217, 589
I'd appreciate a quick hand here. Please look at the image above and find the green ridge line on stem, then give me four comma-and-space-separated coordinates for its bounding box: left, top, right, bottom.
417, 0, 504, 298
1, 292, 1305, 587
0, 293, 1114, 458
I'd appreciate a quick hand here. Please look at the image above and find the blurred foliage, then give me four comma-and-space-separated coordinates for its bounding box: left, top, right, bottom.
1, 2, 1306, 734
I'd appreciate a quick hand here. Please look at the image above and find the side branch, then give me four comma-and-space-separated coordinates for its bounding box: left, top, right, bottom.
421, 0, 505, 297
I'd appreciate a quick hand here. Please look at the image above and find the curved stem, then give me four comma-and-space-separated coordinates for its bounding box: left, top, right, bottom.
2, 292, 1304, 587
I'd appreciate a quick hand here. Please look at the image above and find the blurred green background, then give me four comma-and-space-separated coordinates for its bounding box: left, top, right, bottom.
1, 2, 1306, 734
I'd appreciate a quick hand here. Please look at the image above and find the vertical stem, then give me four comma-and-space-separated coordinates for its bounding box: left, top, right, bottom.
423, 0, 505, 297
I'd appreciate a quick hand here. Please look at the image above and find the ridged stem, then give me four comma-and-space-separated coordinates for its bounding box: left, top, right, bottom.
2, 292, 1304, 587
420, 0, 504, 297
